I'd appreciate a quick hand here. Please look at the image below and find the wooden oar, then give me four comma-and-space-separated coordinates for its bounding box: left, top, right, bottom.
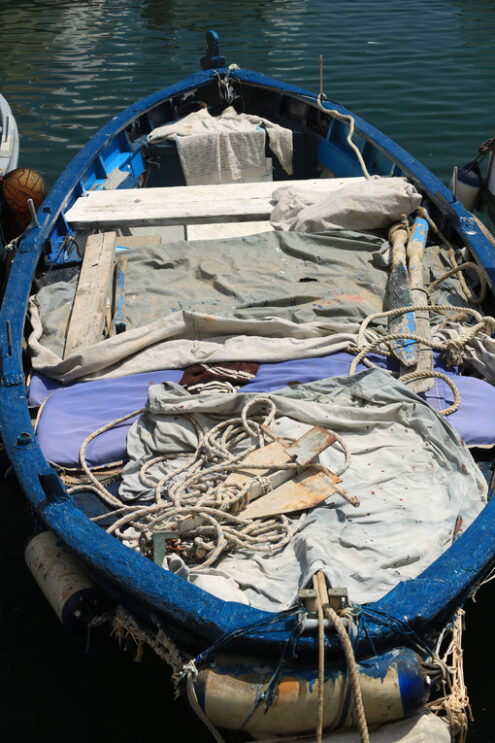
401, 211, 434, 392
387, 220, 417, 366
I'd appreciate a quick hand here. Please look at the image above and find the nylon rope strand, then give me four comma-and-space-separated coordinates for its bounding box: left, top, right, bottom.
316, 54, 371, 180
426, 609, 472, 743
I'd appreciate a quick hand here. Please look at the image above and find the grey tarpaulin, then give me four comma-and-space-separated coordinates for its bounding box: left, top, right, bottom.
119, 369, 486, 610
28, 230, 485, 383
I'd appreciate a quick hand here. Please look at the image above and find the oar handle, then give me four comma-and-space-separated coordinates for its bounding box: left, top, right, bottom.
388, 221, 409, 265
387, 219, 417, 366
389, 223, 409, 243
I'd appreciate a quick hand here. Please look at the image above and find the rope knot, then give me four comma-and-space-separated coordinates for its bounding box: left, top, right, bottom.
177, 659, 199, 684
442, 339, 466, 368
253, 474, 273, 495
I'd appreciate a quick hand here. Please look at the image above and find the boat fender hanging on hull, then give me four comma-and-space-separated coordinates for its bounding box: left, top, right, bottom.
24, 530, 106, 629
194, 647, 429, 735
450, 160, 482, 212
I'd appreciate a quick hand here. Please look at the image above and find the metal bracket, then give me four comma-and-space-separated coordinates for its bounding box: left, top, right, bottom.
298, 586, 349, 617
328, 587, 349, 612
200, 30, 226, 70
152, 529, 179, 566
298, 588, 318, 618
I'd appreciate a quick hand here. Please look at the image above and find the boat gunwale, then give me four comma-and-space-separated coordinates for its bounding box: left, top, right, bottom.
1, 68, 495, 660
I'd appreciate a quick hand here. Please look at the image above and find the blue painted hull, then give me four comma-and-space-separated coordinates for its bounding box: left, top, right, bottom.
0, 67, 494, 717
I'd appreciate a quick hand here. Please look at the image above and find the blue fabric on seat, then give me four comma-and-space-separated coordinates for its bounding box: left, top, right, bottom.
31, 369, 183, 467
29, 353, 495, 467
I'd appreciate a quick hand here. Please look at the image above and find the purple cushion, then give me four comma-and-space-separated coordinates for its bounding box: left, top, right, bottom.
32, 369, 182, 467
30, 354, 495, 467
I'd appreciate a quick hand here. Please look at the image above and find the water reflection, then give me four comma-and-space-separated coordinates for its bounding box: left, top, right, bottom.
1, 0, 493, 185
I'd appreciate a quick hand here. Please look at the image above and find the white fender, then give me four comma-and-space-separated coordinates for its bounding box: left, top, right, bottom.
25, 530, 103, 628
194, 648, 428, 736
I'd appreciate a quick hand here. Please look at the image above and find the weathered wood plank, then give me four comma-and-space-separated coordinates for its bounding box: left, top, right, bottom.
64, 231, 116, 358
76, 233, 161, 257
65, 177, 368, 230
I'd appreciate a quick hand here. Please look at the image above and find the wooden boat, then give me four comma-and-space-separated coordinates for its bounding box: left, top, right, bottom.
2, 32, 495, 742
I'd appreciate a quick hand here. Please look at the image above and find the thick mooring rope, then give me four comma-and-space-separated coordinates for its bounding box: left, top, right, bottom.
348, 202, 495, 412
315, 94, 371, 180
313, 571, 370, 743
350, 303, 495, 414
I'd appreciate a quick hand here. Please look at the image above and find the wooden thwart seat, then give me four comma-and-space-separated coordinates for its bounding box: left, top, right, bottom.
64, 177, 366, 230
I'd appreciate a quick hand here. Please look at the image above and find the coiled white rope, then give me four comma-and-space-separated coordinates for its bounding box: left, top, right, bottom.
349, 302, 495, 415
73, 396, 351, 569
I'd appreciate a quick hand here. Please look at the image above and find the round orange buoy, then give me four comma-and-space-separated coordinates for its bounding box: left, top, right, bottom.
1, 167, 47, 241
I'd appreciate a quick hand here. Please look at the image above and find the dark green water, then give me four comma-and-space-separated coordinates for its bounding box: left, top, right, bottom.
2, 0, 495, 187
0, 0, 494, 740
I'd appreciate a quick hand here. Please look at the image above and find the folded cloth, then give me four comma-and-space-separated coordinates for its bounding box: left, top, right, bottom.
180, 361, 259, 394
147, 106, 293, 184
29, 230, 479, 384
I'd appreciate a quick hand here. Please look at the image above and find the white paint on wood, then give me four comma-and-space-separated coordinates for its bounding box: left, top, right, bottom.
65, 177, 368, 230
64, 231, 116, 358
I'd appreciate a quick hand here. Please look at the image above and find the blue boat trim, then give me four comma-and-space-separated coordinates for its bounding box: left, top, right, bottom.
1, 68, 495, 663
